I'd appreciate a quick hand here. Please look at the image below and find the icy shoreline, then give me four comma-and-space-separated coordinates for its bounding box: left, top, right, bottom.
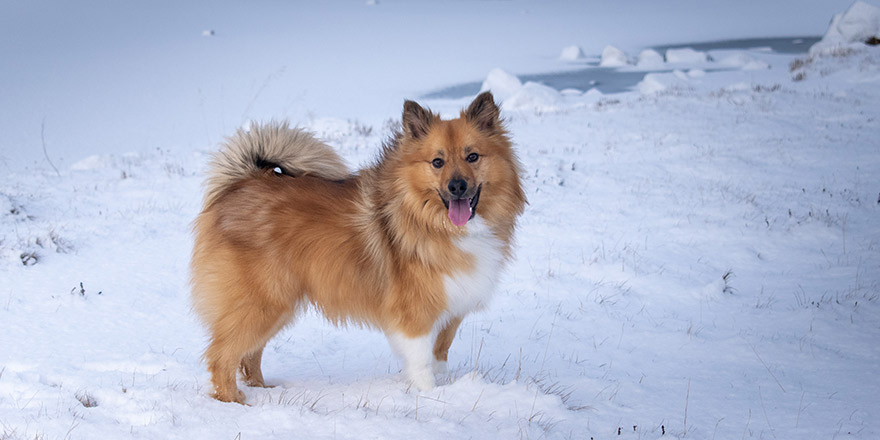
425, 36, 821, 98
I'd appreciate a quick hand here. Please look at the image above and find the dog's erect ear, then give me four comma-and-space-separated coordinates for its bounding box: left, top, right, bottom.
402, 100, 435, 140
464, 91, 500, 133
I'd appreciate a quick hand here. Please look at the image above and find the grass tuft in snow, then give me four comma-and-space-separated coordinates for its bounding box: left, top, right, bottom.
74, 391, 98, 408
722, 270, 735, 294
69, 282, 101, 298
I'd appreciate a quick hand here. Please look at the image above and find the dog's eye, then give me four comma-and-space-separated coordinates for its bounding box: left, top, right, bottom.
432, 158, 445, 168
466, 153, 480, 163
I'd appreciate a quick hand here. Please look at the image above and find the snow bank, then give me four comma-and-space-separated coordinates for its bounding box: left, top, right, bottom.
4, 3, 880, 440
582, 87, 603, 102
559, 45, 587, 61
479, 68, 561, 112
665, 47, 710, 63
71, 154, 109, 171
638, 70, 689, 94
479, 68, 523, 102
811, 1, 880, 55
599, 45, 629, 67
718, 52, 770, 70
637, 49, 665, 68
480, 69, 562, 112
503, 81, 562, 112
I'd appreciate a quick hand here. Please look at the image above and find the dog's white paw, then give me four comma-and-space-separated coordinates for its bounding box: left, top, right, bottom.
432, 360, 448, 375
408, 367, 435, 391
387, 331, 438, 391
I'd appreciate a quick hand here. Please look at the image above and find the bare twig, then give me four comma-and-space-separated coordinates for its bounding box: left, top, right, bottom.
750, 343, 786, 393
471, 389, 484, 412
312, 351, 324, 374
796, 390, 806, 427
758, 385, 777, 439
41, 119, 60, 177
684, 379, 691, 436
473, 337, 484, 374
541, 303, 561, 371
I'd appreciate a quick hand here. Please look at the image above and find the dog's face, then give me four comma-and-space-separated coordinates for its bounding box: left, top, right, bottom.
395, 92, 525, 231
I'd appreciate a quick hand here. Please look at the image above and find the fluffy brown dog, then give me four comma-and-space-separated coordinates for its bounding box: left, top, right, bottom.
191, 92, 525, 403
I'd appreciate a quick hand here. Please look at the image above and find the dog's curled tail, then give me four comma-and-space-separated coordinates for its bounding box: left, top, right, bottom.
202, 121, 350, 209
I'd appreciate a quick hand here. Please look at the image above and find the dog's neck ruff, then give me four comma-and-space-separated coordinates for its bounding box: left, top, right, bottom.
442, 217, 506, 318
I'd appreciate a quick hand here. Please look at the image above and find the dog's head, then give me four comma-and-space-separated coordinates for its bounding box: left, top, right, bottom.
392, 92, 525, 232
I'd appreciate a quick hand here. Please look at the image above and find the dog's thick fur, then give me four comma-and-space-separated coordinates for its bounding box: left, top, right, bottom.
191, 92, 525, 403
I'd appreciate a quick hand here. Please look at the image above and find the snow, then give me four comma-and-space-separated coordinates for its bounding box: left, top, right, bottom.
3, 1, 880, 439
600, 45, 630, 67
638, 71, 689, 94
480, 69, 563, 112
479, 68, 524, 102
810, 1, 880, 55
665, 47, 711, 64
717, 53, 771, 70
503, 82, 563, 112
637, 49, 666, 68
559, 45, 587, 61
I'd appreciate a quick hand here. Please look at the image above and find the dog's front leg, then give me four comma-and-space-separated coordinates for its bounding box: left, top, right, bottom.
386, 331, 436, 391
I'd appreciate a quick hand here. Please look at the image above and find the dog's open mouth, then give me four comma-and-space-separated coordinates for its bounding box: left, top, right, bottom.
440, 184, 481, 227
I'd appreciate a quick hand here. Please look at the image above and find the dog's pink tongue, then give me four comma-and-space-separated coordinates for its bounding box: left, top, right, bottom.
448, 199, 471, 226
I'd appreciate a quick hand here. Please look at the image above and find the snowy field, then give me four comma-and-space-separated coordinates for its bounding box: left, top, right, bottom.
2, 1, 879, 439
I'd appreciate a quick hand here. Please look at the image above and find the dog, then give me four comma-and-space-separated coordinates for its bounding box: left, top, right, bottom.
190, 92, 525, 403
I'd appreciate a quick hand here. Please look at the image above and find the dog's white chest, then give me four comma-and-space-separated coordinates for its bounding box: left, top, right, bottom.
443, 218, 506, 317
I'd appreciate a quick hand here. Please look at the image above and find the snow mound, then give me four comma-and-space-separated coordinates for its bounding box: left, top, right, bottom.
665, 47, 710, 63
503, 81, 562, 112
71, 154, 109, 171
811, 1, 880, 55
599, 45, 629, 67
582, 87, 603, 100
480, 69, 561, 112
637, 49, 665, 68
718, 53, 770, 70
559, 45, 587, 61
480, 68, 523, 102
638, 71, 688, 94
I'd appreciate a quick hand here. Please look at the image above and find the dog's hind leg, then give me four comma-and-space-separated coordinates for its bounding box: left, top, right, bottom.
205, 337, 248, 404
205, 299, 297, 403
432, 316, 463, 375
240, 346, 268, 387
239, 306, 296, 388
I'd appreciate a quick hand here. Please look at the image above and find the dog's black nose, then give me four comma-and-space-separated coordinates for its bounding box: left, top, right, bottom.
448, 179, 468, 198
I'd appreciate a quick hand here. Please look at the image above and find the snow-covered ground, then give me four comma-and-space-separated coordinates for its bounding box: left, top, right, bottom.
2, 1, 879, 439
